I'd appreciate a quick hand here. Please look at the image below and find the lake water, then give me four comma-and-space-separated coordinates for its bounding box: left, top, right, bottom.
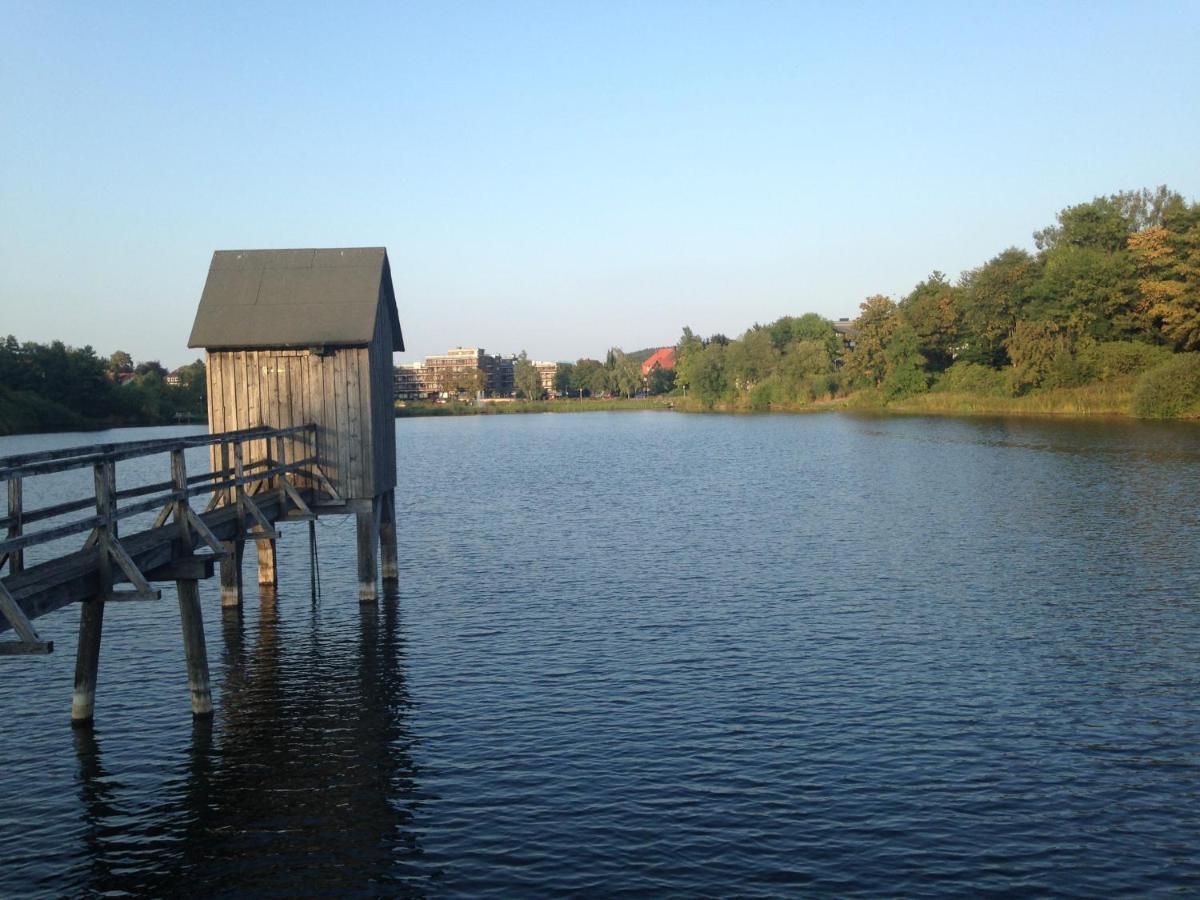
2, 412, 1200, 896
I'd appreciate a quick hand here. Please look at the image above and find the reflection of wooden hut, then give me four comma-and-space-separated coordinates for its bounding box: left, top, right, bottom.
188, 247, 402, 600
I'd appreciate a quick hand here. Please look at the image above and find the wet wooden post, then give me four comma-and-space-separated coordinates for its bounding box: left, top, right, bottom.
220, 540, 244, 607
380, 489, 398, 583
220, 439, 245, 607
256, 540, 277, 586
172, 448, 213, 717
177, 578, 213, 717
357, 499, 378, 603
72, 460, 113, 725
6, 477, 22, 576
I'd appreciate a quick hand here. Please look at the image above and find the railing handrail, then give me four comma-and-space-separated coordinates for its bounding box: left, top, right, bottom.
0, 424, 315, 481
0, 424, 321, 560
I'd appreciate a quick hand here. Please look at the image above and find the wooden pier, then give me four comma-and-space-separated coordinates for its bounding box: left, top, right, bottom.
1, 245, 405, 725
0, 424, 397, 723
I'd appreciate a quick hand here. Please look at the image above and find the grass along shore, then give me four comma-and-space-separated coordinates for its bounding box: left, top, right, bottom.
394, 383, 1170, 421
394, 397, 673, 417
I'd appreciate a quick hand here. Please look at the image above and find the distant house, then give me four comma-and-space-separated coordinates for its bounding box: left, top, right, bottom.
640, 347, 677, 377
833, 318, 858, 351
165, 368, 184, 386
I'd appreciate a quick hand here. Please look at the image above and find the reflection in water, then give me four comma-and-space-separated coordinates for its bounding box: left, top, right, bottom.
71, 727, 123, 891
72, 585, 429, 896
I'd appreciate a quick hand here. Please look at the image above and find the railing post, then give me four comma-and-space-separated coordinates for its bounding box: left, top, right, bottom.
233, 438, 246, 529
169, 446, 213, 716
171, 448, 191, 552
275, 433, 287, 510
6, 477, 23, 576
219, 441, 232, 509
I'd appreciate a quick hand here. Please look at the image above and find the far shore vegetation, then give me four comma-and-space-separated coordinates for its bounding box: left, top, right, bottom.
490, 184, 1198, 422
0, 339, 206, 436
5, 185, 1200, 437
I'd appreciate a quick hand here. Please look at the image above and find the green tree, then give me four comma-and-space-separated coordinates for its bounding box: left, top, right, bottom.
514, 353, 542, 399
646, 364, 676, 395
1004, 319, 1070, 391
1032, 244, 1138, 340
881, 322, 929, 399
554, 362, 574, 396
675, 327, 704, 393
767, 313, 838, 357
571, 358, 605, 396
899, 272, 962, 372
605, 348, 641, 397
135, 359, 168, 377
843, 295, 899, 385
956, 248, 1040, 366
725, 328, 778, 389
685, 342, 730, 406
108, 350, 133, 374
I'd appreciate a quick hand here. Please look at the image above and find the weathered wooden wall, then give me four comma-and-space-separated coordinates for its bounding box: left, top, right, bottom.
206, 342, 394, 501
203, 290, 397, 503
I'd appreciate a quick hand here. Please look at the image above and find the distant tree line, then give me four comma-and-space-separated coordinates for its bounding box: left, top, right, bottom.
672, 186, 1200, 415
0, 337, 207, 434
553, 348, 676, 399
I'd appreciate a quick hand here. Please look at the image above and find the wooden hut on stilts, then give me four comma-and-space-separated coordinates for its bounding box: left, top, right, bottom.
188, 247, 402, 603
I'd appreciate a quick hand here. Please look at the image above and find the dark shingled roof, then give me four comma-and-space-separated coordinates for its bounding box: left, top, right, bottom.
188, 247, 404, 351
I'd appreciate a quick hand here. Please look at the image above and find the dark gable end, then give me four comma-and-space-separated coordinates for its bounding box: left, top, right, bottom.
188, 247, 403, 351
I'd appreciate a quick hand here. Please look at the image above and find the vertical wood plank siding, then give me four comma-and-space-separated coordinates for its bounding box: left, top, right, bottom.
205, 330, 393, 502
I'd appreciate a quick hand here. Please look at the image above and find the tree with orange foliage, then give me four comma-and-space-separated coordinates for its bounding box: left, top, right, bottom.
1129, 204, 1200, 350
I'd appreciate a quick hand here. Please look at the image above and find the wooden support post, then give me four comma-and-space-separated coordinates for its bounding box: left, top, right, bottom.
219, 540, 244, 607
71, 599, 104, 725
73, 461, 114, 725
380, 489, 398, 583
7, 477, 23, 576
357, 500, 378, 603
176, 578, 213, 718
256, 538, 277, 586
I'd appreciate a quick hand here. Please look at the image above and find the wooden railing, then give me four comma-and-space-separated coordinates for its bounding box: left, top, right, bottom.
0, 424, 339, 655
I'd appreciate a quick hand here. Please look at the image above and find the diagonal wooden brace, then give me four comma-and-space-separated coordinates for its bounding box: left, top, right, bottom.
102, 535, 162, 602
184, 506, 229, 558
309, 463, 343, 505
152, 501, 174, 530
0, 581, 53, 654
280, 476, 315, 519
241, 492, 279, 541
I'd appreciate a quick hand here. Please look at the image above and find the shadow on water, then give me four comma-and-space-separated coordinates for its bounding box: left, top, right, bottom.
71, 585, 434, 897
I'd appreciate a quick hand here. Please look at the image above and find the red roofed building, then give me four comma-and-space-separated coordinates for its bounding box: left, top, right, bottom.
640, 347, 676, 377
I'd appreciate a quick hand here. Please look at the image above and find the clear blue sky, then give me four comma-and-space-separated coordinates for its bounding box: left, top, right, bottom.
2, 2, 1198, 367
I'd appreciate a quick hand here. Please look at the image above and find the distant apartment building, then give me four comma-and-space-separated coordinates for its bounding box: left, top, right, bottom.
395, 347, 530, 400
393, 362, 431, 400
534, 361, 558, 396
